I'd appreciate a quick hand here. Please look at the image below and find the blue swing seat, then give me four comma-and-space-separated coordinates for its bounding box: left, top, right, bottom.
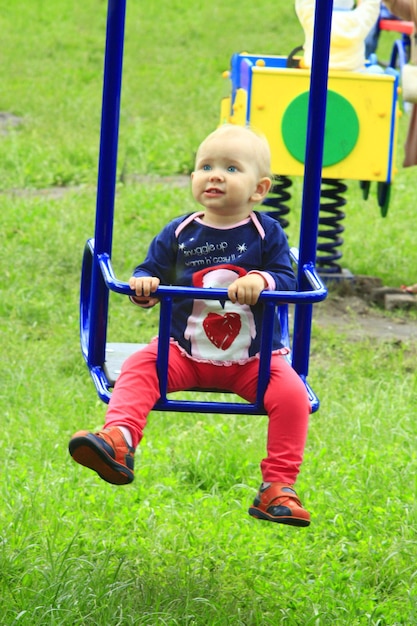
81, 238, 327, 412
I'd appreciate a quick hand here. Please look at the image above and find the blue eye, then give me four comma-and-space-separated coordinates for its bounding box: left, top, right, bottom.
202, 164, 212, 171
227, 165, 238, 172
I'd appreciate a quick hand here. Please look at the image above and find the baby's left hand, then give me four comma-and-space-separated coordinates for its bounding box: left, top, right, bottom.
228, 274, 267, 305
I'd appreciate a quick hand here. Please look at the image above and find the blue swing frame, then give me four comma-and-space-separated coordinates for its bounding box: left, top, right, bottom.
80, 0, 331, 412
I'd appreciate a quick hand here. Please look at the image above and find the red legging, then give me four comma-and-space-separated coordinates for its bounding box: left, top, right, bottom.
105, 340, 311, 484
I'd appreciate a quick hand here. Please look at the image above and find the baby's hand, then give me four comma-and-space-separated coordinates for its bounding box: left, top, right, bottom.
129, 276, 160, 308
228, 274, 267, 306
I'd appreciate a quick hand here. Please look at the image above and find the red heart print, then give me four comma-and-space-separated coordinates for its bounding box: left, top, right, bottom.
202, 312, 242, 350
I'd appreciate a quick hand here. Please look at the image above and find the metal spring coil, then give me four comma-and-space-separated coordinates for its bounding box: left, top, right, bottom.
317, 178, 347, 273
261, 175, 292, 230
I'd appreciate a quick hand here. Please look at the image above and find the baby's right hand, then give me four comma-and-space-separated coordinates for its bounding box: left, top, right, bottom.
129, 276, 160, 308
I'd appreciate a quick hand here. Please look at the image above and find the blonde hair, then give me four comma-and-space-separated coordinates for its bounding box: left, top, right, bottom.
196, 124, 272, 179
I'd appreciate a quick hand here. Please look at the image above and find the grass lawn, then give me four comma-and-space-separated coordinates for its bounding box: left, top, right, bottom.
1, 1, 417, 624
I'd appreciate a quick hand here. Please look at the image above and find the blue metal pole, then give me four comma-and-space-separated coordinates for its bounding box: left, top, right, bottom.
87, 0, 127, 367
292, 0, 333, 377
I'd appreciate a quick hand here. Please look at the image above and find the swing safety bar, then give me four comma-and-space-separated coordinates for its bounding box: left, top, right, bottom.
81, 0, 333, 413
80, 238, 327, 411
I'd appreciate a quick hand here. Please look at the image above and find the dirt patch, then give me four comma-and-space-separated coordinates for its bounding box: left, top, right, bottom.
128, 174, 190, 187
0, 111, 23, 135
313, 276, 417, 342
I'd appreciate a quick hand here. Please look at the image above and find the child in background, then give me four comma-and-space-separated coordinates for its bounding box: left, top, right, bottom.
296, 0, 380, 71
69, 124, 312, 528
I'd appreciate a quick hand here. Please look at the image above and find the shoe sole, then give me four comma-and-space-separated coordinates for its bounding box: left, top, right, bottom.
69, 435, 134, 485
248, 506, 310, 527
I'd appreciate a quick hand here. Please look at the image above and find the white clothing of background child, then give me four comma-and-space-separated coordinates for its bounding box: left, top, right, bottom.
295, 0, 380, 72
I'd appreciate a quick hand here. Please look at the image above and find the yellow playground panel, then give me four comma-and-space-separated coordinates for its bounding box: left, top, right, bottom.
221, 54, 401, 184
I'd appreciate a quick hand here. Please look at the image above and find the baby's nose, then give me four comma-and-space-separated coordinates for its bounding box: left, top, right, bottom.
209, 169, 223, 180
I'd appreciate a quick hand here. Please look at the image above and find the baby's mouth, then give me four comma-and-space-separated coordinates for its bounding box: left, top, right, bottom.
205, 187, 224, 195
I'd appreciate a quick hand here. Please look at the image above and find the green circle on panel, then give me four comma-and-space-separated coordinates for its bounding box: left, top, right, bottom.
282, 90, 359, 166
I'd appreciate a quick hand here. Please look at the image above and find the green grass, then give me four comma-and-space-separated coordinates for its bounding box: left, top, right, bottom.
1, 1, 417, 624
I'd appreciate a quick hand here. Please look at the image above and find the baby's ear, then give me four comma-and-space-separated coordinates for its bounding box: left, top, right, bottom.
251, 177, 272, 202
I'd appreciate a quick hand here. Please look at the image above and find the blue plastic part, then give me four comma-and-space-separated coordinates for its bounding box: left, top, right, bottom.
230, 53, 290, 124
80, 240, 327, 412
81, 0, 332, 414
386, 70, 399, 187
292, 0, 333, 379
87, 0, 126, 370
389, 34, 410, 71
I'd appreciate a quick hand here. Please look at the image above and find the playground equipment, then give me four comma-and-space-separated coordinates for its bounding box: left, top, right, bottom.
80, 0, 334, 414
220, 49, 401, 275
381, 18, 414, 71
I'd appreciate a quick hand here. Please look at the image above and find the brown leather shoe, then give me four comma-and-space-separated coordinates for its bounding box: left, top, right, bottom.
248, 482, 310, 527
69, 427, 134, 485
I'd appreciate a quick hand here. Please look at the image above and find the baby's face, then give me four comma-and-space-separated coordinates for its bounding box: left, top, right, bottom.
191, 131, 264, 218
